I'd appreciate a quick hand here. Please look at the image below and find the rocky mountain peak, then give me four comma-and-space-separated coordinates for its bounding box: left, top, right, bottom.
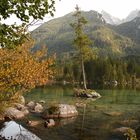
101, 10, 121, 25
123, 9, 140, 22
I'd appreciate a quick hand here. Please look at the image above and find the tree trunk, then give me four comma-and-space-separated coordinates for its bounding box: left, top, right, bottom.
81, 56, 87, 89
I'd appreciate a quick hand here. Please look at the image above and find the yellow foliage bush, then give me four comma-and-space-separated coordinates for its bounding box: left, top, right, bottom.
0, 39, 55, 101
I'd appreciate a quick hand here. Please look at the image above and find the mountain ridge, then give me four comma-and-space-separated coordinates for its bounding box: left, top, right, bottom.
101, 9, 140, 25
111, 17, 140, 44
101, 10, 121, 25
31, 10, 140, 57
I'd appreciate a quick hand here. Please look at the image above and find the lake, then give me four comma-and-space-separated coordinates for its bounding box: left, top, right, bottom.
1, 85, 140, 140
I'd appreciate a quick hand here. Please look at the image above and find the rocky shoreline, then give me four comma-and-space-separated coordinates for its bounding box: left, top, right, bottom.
0, 96, 79, 128
0, 88, 101, 121
0, 91, 139, 140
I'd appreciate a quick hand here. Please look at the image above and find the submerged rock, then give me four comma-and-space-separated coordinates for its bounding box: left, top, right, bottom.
103, 111, 122, 116
58, 117, 77, 126
113, 127, 132, 134
94, 105, 106, 110
42, 104, 78, 119
74, 88, 101, 98
27, 120, 41, 127
113, 127, 136, 138
119, 119, 139, 126
75, 102, 86, 108
26, 101, 43, 113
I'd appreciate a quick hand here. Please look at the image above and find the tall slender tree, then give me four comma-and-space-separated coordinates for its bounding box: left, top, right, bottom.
71, 5, 92, 89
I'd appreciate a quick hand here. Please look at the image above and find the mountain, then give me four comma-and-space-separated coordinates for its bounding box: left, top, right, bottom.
101, 10, 121, 25
32, 11, 105, 43
111, 17, 140, 44
87, 25, 136, 56
31, 10, 106, 55
101, 10, 140, 25
123, 9, 140, 23
31, 10, 138, 57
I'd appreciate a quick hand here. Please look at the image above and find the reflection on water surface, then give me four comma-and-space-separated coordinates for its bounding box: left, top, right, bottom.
0, 86, 140, 140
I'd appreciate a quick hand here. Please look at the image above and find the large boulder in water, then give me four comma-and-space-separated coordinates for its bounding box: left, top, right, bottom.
14, 103, 29, 115
4, 107, 26, 119
26, 101, 43, 113
34, 103, 43, 113
26, 101, 36, 110
42, 104, 78, 119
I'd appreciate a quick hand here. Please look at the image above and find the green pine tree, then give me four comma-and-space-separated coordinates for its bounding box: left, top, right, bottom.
70, 5, 92, 89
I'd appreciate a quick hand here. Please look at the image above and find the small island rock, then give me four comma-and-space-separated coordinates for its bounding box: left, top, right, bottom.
74, 88, 101, 98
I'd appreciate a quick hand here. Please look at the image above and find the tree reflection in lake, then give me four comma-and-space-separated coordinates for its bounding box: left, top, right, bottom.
0, 121, 41, 140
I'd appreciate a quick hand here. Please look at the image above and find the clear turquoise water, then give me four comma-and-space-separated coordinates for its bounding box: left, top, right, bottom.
22, 85, 140, 140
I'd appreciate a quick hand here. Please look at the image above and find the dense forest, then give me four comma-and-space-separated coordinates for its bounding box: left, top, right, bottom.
56, 55, 140, 88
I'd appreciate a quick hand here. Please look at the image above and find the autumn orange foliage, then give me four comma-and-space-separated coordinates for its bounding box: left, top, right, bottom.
0, 39, 55, 101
